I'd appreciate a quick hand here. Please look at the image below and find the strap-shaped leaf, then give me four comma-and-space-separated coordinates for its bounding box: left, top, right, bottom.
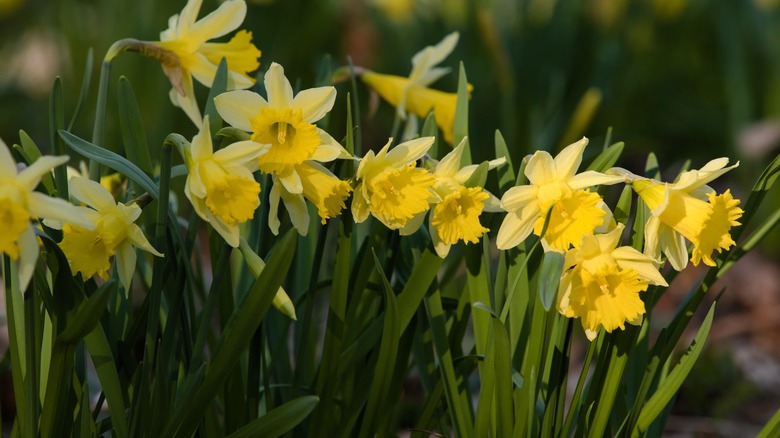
538, 250, 564, 311
227, 396, 319, 438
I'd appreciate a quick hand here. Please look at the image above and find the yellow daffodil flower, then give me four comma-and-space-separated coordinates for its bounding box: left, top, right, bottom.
0, 139, 95, 291
353, 137, 437, 230
181, 116, 269, 247
267, 162, 352, 236
401, 137, 504, 257
153, 0, 261, 125
611, 158, 743, 270
46, 177, 163, 290
558, 224, 668, 340
360, 32, 465, 143
214, 62, 350, 193
496, 138, 625, 252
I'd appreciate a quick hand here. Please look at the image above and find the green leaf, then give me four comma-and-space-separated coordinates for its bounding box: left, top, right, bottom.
68, 48, 94, 131
162, 230, 298, 438
464, 161, 489, 189
57, 280, 115, 343
15, 132, 56, 195
632, 303, 716, 436
117, 76, 154, 177
49, 76, 69, 199
59, 130, 159, 199
396, 249, 443, 333
585, 141, 624, 173
538, 251, 564, 311
358, 251, 400, 438
494, 129, 516, 193
453, 62, 470, 156
205, 58, 228, 138
227, 396, 319, 438
757, 405, 780, 438
421, 111, 439, 159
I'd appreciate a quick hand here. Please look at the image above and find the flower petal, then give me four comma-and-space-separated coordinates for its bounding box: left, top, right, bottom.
17, 226, 38, 291
127, 224, 164, 257
500, 185, 537, 212
0, 138, 17, 175
435, 137, 467, 178
169, 73, 202, 127
496, 206, 539, 250
204, 206, 239, 247
214, 140, 268, 167
351, 183, 370, 223
278, 168, 303, 194
279, 190, 309, 236
215, 89, 268, 132
292, 86, 337, 123
567, 170, 625, 190
613, 246, 668, 286
659, 223, 688, 271
17, 155, 69, 190
553, 137, 588, 180
429, 216, 452, 258
399, 211, 426, 236
190, 116, 214, 162
525, 150, 555, 185
265, 63, 294, 108
409, 32, 459, 85
27, 192, 95, 230
186, 0, 246, 46
268, 182, 282, 235
310, 130, 352, 162
115, 241, 137, 292
385, 136, 434, 167
69, 177, 116, 212
176, 0, 203, 33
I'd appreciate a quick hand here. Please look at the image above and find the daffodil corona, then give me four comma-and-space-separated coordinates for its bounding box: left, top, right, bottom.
151, 0, 261, 125
558, 224, 668, 340
497, 138, 624, 252
612, 158, 743, 270
353, 137, 437, 230
361, 32, 465, 143
47, 177, 163, 290
0, 139, 95, 291
181, 116, 269, 247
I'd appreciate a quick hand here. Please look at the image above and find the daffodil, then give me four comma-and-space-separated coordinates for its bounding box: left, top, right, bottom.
152, 0, 261, 125
67, 162, 127, 201
360, 32, 465, 143
214, 62, 350, 193
612, 158, 743, 270
400, 137, 504, 257
267, 162, 352, 236
181, 116, 269, 247
0, 139, 95, 291
497, 138, 625, 252
353, 137, 437, 230
558, 224, 668, 340
46, 177, 163, 290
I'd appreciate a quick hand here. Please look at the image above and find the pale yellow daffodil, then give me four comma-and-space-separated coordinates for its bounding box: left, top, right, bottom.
46, 177, 163, 291
361, 32, 465, 143
181, 116, 269, 247
611, 158, 743, 271
496, 138, 625, 252
214, 62, 351, 194
0, 139, 95, 291
353, 137, 437, 230
400, 137, 504, 257
558, 224, 668, 340
154, 0, 261, 126
267, 162, 352, 236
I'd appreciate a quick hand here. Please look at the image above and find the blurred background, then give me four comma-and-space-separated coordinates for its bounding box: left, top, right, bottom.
1, 0, 779, 434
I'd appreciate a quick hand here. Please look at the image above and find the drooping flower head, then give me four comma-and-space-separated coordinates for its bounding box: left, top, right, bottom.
267, 162, 352, 236
353, 137, 437, 230
558, 224, 668, 340
497, 138, 624, 252
0, 139, 95, 290
612, 158, 743, 271
361, 32, 466, 143
181, 116, 269, 247
403, 137, 504, 257
46, 177, 163, 290
152, 0, 261, 125
215, 62, 350, 193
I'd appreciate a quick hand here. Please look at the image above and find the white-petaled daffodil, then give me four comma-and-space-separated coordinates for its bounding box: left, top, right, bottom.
558, 224, 667, 340
610, 158, 743, 271
497, 138, 625, 252
353, 136, 437, 230
361, 32, 465, 143
46, 177, 163, 291
0, 139, 95, 291
180, 115, 269, 247
153, 0, 261, 125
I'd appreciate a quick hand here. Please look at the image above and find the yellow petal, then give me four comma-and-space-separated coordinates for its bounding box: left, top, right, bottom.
186, 0, 246, 46
215, 89, 268, 132
70, 177, 116, 212
264, 62, 294, 108
291, 86, 337, 124
525, 150, 556, 186
553, 137, 588, 180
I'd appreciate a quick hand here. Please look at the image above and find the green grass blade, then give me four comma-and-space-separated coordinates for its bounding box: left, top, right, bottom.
453, 62, 470, 157
538, 251, 564, 311
67, 48, 93, 131
396, 248, 443, 333
757, 406, 780, 438
227, 396, 319, 438
204, 58, 228, 138
49, 76, 68, 199
58, 280, 115, 343
631, 303, 716, 437
585, 141, 624, 173
117, 77, 154, 177
494, 129, 516, 193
